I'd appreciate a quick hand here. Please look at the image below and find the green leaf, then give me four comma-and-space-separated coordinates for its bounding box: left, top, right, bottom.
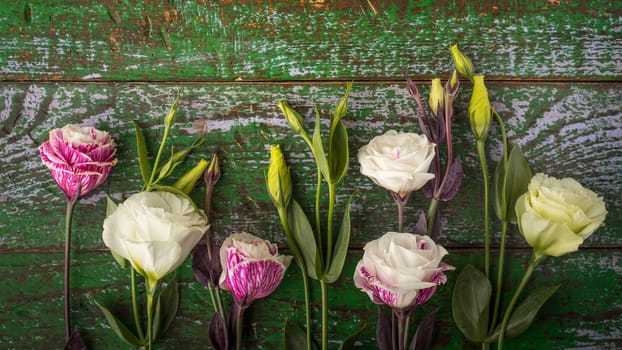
338, 323, 365, 350
328, 121, 349, 185
105, 195, 127, 268
504, 145, 532, 224
485, 285, 559, 342
92, 298, 146, 347
288, 200, 322, 280
152, 279, 179, 340
105, 194, 118, 217
494, 144, 532, 223
324, 195, 353, 283
330, 82, 352, 133
283, 319, 318, 350
133, 121, 151, 186
311, 105, 330, 180
452, 265, 491, 342
156, 137, 205, 182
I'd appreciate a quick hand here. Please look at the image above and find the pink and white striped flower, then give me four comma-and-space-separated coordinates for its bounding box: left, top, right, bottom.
354, 232, 453, 314
219, 232, 292, 308
39, 124, 117, 200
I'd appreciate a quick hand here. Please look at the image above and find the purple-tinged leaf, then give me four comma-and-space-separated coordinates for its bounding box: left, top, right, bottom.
192, 243, 222, 287
209, 313, 230, 350
435, 107, 447, 144
376, 306, 393, 350
64, 327, 87, 350
413, 211, 428, 235
409, 308, 439, 350
439, 157, 464, 201
421, 157, 441, 200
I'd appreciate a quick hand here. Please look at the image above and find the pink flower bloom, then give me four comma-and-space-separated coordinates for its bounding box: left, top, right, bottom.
219, 232, 292, 308
39, 124, 117, 200
354, 232, 453, 315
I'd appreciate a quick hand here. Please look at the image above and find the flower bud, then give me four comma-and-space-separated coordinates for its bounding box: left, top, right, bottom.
468, 76, 492, 141
204, 153, 221, 186
278, 101, 306, 136
266, 145, 292, 209
444, 69, 460, 98
428, 78, 444, 116
450, 44, 475, 81
174, 159, 209, 195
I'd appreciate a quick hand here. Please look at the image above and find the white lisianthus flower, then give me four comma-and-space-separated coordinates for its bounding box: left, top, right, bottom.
358, 130, 436, 197
353, 232, 453, 315
103, 191, 207, 282
219, 232, 292, 308
515, 173, 607, 259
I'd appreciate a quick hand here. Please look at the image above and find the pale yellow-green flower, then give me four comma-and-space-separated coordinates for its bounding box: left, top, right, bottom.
174, 159, 209, 195
267, 145, 292, 209
428, 78, 445, 116
468, 76, 492, 142
515, 173, 607, 259
450, 44, 475, 81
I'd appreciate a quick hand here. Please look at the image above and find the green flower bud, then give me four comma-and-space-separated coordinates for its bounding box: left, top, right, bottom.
278, 101, 306, 136
266, 145, 292, 209
445, 69, 460, 97
468, 76, 492, 141
428, 78, 445, 116
450, 44, 475, 81
204, 153, 221, 186
174, 159, 209, 195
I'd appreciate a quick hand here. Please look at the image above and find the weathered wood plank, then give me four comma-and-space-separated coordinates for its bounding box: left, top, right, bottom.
1, 82, 619, 250
0, 250, 620, 349
0, 1, 620, 81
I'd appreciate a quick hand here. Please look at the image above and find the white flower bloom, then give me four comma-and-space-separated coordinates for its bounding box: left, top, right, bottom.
358, 130, 436, 196
353, 232, 453, 312
103, 191, 207, 282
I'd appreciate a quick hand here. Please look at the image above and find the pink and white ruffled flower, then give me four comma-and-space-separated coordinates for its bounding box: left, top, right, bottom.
39, 124, 117, 200
219, 232, 292, 308
354, 232, 453, 315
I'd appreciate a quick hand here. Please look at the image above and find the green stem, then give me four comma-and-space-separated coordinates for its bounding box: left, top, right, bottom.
146, 125, 171, 190
131, 268, 145, 341
214, 288, 225, 318
402, 315, 411, 349
207, 285, 219, 314
397, 312, 407, 350
491, 220, 509, 330
426, 199, 440, 236
235, 304, 244, 350
146, 278, 158, 350
482, 342, 490, 350
301, 269, 313, 350
396, 196, 406, 233
497, 255, 540, 349
63, 198, 78, 339
320, 279, 329, 350
315, 171, 323, 262
326, 183, 336, 268
278, 207, 313, 350
476, 140, 491, 279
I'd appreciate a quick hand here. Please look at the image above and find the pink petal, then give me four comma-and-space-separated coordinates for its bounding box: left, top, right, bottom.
224, 259, 286, 307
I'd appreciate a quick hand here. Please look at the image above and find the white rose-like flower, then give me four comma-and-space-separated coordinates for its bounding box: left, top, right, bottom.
353, 232, 453, 313
515, 173, 607, 259
358, 130, 436, 196
103, 191, 207, 282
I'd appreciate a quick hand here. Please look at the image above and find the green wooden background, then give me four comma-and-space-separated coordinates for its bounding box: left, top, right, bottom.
0, 1, 620, 349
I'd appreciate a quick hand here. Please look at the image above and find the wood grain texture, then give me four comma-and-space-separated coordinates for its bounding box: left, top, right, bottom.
0, 251, 620, 349
1, 82, 619, 250
0, 84, 622, 249
0, 0, 620, 81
